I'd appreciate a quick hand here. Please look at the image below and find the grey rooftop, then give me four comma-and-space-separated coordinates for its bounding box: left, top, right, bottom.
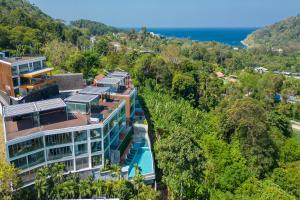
96, 77, 122, 85
3, 98, 66, 118
79, 86, 110, 95
64, 94, 99, 103
108, 71, 129, 78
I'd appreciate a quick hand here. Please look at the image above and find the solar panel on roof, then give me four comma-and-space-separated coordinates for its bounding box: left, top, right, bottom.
3, 102, 37, 117
3, 98, 66, 117
79, 86, 110, 95
97, 77, 122, 85
65, 94, 99, 103
36, 98, 66, 112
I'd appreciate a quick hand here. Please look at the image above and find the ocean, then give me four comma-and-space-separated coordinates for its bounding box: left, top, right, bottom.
144, 28, 257, 47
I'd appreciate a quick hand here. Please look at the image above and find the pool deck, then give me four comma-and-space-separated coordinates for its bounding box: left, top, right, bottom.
124, 122, 156, 182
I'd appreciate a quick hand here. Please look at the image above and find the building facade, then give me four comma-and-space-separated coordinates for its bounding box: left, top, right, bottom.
0, 56, 57, 103
1, 71, 139, 187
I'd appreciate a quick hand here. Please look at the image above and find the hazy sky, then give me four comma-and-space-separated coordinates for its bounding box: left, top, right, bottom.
28, 0, 300, 28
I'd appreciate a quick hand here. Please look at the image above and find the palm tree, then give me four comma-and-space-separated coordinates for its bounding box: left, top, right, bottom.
79, 178, 93, 198
132, 164, 144, 195
92, 179, 104, 197
111, 164, 122, 180
35, 167, 49, 200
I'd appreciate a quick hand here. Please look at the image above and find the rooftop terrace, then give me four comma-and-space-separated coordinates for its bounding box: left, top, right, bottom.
3, 97, 123, 141
1, 56, 45, 64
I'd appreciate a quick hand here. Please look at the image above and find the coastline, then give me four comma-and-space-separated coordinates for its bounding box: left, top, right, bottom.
241, 40, 249, 48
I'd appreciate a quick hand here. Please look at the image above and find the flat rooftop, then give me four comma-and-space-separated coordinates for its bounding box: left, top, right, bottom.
4, 98, 123, 141
1, 56, 45, 64
79, 86, 110, 95
96, 77, 122, 85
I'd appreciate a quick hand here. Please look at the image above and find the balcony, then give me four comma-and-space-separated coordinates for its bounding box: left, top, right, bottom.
20, 78, 56, 90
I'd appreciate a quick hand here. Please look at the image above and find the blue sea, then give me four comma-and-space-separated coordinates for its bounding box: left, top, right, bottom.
134, 28, 257, 47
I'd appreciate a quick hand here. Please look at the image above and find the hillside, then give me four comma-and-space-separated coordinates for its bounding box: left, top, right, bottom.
70, 19, 122, 36
243, 14, 300, 51
0, 0, 121, 55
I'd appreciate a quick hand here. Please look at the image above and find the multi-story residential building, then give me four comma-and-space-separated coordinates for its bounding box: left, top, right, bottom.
1, 70, 157, 188
0, 56, 58, 104
95, 71, 137, 125
2, 85, 129, 186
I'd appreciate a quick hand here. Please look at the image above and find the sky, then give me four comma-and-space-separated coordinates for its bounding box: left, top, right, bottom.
28, 0, 300, 28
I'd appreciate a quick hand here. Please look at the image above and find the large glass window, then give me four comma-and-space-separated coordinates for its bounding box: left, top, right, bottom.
67, 103, 88, 114
92, 155, 102, 167
104, 136, 109, 150
104, 124, 109, 137
75, 143, 88, 156
90, 129, 101, 140
75, 157, 89, 170
47, 146, 72, 161
8, 137, 44, 158
19, 64, 29, 74
11, 157, 27, 170
33, 61, 41, 70
74, 130, 87, 142
46, 133, 72, 147
11, 65, 18, 76
91, 141, 102, 153
27, 151, 45, 167
12, 77, 19, 87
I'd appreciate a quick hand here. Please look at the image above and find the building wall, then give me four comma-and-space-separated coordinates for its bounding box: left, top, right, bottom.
0, 61, 14, 97
112, 89, 137, 125
5, 101, 127, 185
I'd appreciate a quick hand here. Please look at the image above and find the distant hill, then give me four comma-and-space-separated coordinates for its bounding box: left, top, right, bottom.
70, 19, 123, 36
243, 15, 300, 51
0, 0, 122, 54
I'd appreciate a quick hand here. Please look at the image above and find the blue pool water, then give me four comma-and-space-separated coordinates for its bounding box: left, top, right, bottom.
128, 148, 154, 178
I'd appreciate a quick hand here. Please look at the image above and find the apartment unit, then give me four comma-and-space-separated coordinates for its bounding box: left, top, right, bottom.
0, 56, 58, 104
95, 71, 137, 125
2, 85, 132, 186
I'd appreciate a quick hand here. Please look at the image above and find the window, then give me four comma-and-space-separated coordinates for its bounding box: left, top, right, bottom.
8, 137, 44, 158
46, 133, 72, 147
11, 157, 27, 170
27, 151, 45, 167
90, 129, 101, 140
104, 136, 109, 150
47, 146, 72, 161
67, 103, 88, 114
104, 148, 110, 160
104, 124, 109, 137
74, 130, 87, 142
75, 143, 88, 156
75, 157, 89, 170
11, 66, 18, 76
14, 88, 20, 96
91, 141, 102, 153
33, 61, 41, 70
42, 60, 46, 68
12, 77, 19, 87
19, 64, 29, 74
92, 155, 102, 167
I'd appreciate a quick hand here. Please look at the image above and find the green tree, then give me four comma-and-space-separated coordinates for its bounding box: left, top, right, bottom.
35, 167, 49, 200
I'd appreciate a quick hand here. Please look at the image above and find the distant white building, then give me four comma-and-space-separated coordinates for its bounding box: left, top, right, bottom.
254, 67, 268, 74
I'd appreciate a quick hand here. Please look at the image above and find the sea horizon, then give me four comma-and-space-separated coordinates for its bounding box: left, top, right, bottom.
122, 27, 258, 47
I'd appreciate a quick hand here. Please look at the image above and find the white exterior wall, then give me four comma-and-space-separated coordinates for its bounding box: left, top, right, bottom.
5, 100, 127, 185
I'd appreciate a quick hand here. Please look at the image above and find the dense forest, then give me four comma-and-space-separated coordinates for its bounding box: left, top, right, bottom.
244, 14, 300, 52
1, 0, 300, 199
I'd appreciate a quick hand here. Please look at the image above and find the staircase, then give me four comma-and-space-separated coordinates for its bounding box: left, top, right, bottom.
124, 148, 137, 165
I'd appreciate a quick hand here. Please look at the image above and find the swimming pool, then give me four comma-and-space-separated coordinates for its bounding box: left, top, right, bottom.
128, 147, 154, 178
